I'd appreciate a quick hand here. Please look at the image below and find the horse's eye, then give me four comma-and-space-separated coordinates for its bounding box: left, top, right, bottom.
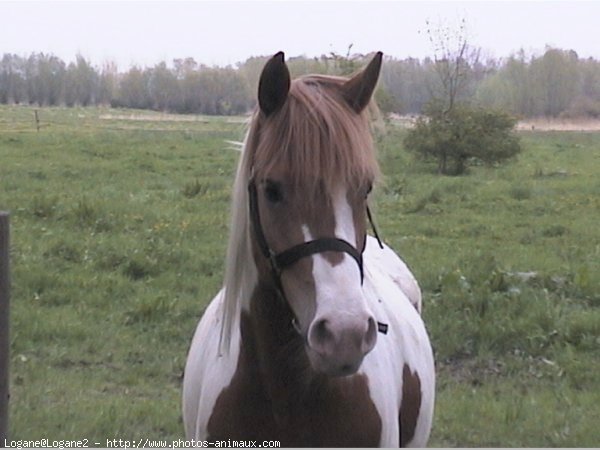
365, 183, 373, 198
264, 180, 283, 204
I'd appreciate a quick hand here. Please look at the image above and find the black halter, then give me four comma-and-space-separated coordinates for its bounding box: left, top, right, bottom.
248, 177, 388, 334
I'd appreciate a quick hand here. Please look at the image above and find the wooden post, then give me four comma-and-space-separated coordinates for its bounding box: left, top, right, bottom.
0, 212, 9, 442
34, 110, 40, 132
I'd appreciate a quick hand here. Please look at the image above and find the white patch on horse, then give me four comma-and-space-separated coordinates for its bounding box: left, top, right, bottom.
364, 236, 422, 313
360, 244, 436, 446
302, 188, 365, 309
333, 187, 359, 247
183, 290, 240, 439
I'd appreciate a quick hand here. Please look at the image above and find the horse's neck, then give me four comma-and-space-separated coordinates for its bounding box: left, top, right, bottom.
243, 280, 321, 424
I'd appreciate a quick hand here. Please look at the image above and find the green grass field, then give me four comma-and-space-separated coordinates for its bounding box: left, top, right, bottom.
1, 105, 599, 446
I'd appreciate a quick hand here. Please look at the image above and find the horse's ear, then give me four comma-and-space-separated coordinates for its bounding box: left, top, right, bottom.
258, 51, 291, 117
341, 51, 383, 113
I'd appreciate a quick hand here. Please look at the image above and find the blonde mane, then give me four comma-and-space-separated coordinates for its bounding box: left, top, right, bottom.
219, 74, 380, 352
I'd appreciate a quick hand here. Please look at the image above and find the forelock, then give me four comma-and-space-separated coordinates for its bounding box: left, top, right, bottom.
249, 75, 379, 194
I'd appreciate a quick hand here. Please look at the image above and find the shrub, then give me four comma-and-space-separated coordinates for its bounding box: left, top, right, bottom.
404, 102, 522, 175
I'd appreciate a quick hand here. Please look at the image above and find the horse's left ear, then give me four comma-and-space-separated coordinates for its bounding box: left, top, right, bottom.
341, 51, 383, 113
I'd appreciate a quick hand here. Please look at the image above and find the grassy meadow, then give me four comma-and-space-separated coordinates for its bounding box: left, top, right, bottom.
1, 105, 599, 446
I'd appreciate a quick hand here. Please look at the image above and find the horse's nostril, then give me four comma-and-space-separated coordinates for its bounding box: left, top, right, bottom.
363, 316, 378, 352
309, 318, 334, 352
340, 363, 353, 374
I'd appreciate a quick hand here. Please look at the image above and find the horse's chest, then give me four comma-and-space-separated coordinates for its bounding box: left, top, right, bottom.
206, 363, 382, 447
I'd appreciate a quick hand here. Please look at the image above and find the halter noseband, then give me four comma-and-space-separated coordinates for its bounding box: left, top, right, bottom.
247, 177, 388, 334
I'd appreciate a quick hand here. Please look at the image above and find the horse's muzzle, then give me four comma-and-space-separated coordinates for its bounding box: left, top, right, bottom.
306, 313, 377, 377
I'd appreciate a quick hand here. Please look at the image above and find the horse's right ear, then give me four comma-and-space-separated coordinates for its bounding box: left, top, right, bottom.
258, 51, 291, 117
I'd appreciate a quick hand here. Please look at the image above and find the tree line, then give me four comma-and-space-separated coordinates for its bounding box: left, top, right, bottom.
1, 48, 599, 117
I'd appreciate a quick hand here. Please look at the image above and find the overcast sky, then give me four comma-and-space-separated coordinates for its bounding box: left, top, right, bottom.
1, 1, 599, 69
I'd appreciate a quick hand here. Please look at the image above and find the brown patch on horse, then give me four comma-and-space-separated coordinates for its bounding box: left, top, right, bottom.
252, 177, 340, 263
348, 188, 370, 254
207, 285, 382, 447
399, 364, 422, 447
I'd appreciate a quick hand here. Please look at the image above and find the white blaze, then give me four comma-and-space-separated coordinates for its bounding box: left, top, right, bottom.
302, 188, 370, 321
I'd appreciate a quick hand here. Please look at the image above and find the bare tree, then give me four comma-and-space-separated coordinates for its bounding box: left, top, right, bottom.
425, 18, 480, 112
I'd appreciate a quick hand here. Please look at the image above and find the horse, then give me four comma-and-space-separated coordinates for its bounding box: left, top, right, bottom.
182, 51, 435, 447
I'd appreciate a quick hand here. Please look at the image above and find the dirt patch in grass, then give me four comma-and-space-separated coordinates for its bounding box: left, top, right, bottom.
516, 117, 600, 131
390, 114, 600, 132
99, 113, 248, 124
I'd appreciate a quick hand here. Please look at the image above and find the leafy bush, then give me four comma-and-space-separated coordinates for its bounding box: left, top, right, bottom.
404, 102, 522, 175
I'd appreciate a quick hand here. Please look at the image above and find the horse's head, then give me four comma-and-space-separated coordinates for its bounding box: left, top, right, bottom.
246, 52, 383, 377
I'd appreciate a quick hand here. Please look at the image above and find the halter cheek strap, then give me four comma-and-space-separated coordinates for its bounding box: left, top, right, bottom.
248, 178, 388, 334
